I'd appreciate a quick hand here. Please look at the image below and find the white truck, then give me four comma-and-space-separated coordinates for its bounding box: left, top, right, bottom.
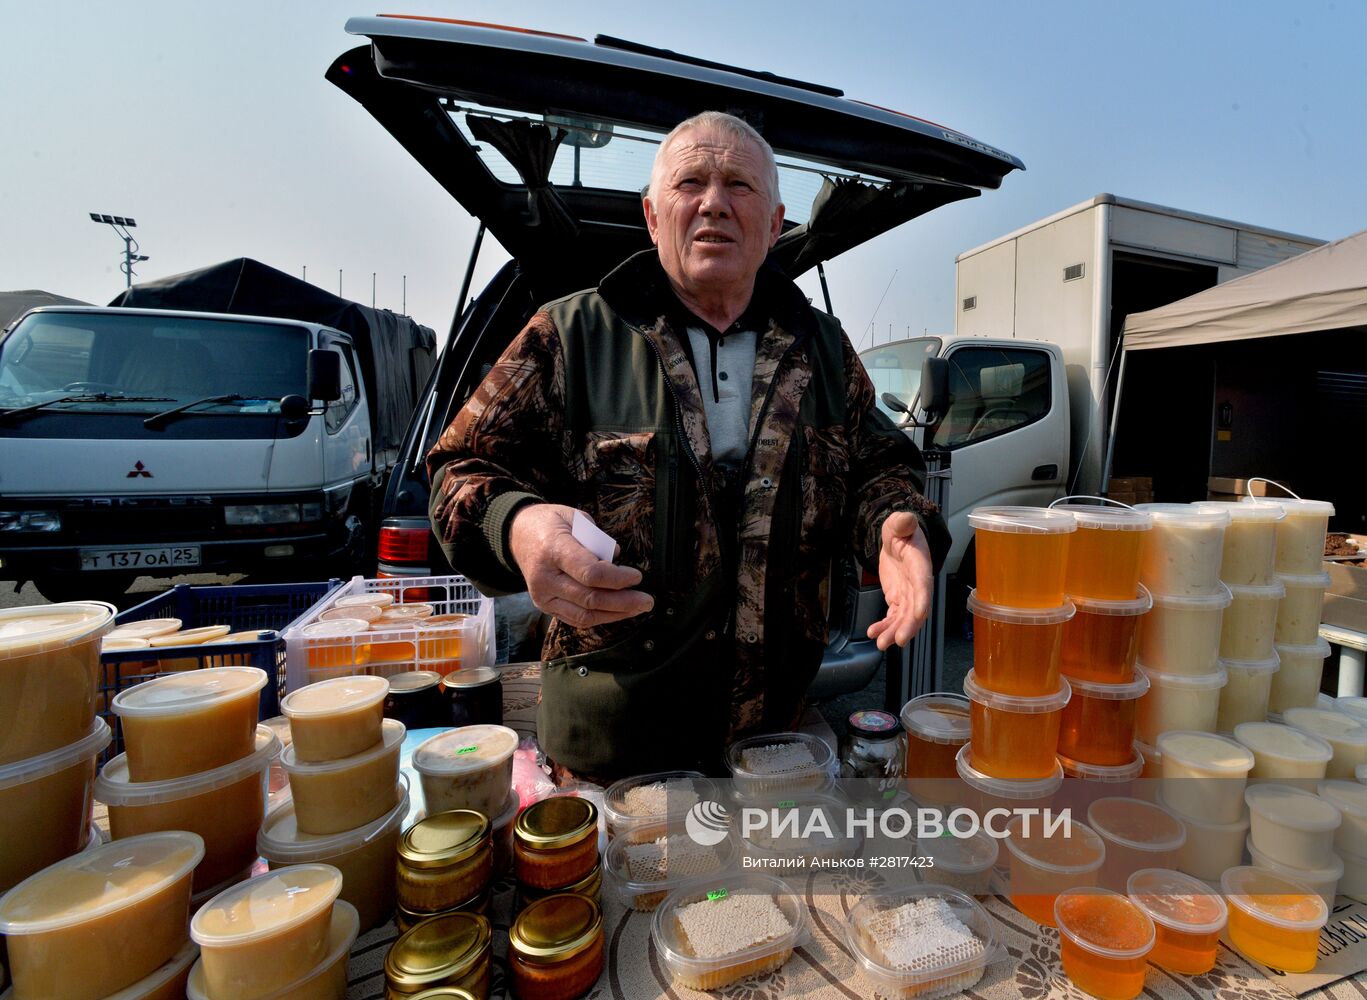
0, 258, 435, 603
864, 193, 1323, 587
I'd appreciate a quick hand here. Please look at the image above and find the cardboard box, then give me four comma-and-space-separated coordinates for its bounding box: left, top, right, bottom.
1207, 476, 1293, 498
1323, 534, 1367, 632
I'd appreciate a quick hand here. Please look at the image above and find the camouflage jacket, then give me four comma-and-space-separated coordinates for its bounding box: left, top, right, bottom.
428, 251, 948, 776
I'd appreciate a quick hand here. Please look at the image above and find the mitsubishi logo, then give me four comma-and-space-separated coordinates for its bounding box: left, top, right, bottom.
127, 461, 153, 479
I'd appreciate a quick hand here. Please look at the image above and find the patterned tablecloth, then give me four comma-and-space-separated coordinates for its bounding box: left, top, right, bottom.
344, 866, 1366, 1000
345, 663, 1367, 1000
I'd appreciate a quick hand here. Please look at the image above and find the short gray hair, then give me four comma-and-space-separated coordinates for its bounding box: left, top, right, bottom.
647, 111, 782, 208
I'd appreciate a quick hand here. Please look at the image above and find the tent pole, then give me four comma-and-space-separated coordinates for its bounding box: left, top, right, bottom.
1100, 344, 1130, 495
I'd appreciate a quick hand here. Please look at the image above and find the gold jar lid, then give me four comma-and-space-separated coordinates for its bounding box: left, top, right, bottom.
514, 796, 598, 851
384, 911, 491, 991
407, 990, 479, 1000
509, 892, 603, 966
400, 810, 492, 870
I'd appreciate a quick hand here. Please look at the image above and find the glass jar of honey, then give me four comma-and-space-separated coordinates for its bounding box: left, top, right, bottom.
383, 910, 491, 998
515, 796, 600, 890
396, 810, 493, 915
517, 861, 603, 915
508, 893, 605, 1000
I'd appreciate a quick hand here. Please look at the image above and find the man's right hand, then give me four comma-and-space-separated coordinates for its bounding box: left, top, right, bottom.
508, 503, 655, 627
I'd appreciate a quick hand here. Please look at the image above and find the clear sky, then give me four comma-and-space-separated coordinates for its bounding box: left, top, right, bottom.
5, 1, 1365, 350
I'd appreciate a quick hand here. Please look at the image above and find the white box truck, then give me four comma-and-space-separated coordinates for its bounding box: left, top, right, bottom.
0, 258, 435, 603
864, 194, 1322, 587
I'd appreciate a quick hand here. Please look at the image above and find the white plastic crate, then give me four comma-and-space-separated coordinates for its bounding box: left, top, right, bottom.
282, 575, 494, 694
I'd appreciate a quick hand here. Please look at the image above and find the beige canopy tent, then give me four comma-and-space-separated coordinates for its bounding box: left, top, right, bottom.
1103, 226, 1367, 488
1121, 226, 1367, 350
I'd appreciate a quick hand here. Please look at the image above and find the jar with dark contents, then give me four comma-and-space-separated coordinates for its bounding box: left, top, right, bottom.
840, 710, 905, 797
508, 893, 605, 1000
514, 796, 599, 890
396, 809, 493, 915
385, 670, 450, 730
383, 910, 491, 998
443, 666, 503, 727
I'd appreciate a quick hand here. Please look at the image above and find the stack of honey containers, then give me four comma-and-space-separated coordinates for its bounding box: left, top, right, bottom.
0, 603, 116, 899
95, 665, 277, 902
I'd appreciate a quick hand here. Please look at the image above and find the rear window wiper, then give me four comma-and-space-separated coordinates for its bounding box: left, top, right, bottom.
143, 394, 247, 429
0, 393, 174, 423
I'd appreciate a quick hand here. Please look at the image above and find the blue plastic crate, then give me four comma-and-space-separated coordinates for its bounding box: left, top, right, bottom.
100, 579, 342, 759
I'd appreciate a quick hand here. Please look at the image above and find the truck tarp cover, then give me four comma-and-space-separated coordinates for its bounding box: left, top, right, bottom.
109, 258, 437, 454
2, 290, 91, 331
1122, 227, 1367, 351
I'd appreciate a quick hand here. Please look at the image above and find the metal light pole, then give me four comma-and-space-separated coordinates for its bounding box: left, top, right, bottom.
88, 213, 148, 288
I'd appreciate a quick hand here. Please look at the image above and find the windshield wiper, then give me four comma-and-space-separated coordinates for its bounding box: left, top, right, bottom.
0, 393, 174, 423
143, 394, 247, 430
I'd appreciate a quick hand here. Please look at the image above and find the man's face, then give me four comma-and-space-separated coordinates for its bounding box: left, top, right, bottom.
644, 126, 784, 304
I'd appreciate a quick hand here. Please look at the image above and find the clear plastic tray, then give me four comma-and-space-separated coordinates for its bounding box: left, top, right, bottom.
602, 770, 717, 839
725, 731, 835, 797
651, 873, 808, 991
844, 886, 1004, 999
604, 819, 737, 911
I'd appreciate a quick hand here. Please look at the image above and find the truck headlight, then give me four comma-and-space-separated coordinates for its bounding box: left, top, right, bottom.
0, 511, 62, 532
224, 504, 301, 526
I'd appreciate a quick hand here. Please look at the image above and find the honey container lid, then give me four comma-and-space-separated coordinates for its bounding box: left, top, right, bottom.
1132, 502, 1230, 526
105, 616, 181, 640
384, 911, 491, 991
443, 666, 501, 689
412, 725, 518, 776
400, 809, 492, 870
1219, 865, 1330, 930
1196, 499, 1286, 522
1058, 751, 1144, 783
0, 602, 115, 660
259, 775, 410, 862
899, 693, 971, 746
389, 670, 443, 693
281, 674, 389, 718
377, 603, 435, 624
320, 603, 382, 623
1126, 868, 1228, 935
963, 670, 1071, 714
1053, 888, 1155, 960
279, 717, 405, 775
509, 892, 603, 965
1050, 502, 1153, 530
955, 744, 1064, 800
300, 618, 371, 638
190, 864, 343, 948
0, 715, 111, 792
219, 630, 274, 643
515, 795, 598, 851
110, 665, 267, 718
1255, 497, 1335, 517
1284, 707, 1367, 748
335, 591, 396, 609
96, 725, 279, 805
1002, 816, 1105, 875
145, 625, 232, 647
0, 830, 204, 935
966, 505, 1076, 534
103, 636, 150, 651
966, 591, 1075, 626
1086, 797, 1186, 853
1066, 585, 1152, 617
1244, 783, 1341, 833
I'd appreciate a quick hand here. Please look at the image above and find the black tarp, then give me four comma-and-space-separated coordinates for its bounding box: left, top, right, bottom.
109, 259, 436, 459
1, 290, 91, 331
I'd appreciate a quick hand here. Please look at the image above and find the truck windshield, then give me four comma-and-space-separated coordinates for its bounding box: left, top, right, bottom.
860, 337, 941, 419
0, 311, 308, 413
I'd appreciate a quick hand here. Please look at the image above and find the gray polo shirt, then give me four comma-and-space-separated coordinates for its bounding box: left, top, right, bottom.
684, 325, 757, 467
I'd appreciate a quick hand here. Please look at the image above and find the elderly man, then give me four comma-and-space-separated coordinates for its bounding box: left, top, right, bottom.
427, 111, 949, 780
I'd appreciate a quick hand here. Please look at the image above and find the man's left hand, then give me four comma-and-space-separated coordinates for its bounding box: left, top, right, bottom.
867, 511, 934, 651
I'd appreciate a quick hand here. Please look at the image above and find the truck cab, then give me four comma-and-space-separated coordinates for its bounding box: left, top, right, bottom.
862, 335, 1069, 584
0, 306, 375, 603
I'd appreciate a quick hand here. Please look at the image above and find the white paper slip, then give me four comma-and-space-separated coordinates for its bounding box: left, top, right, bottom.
572, 510, 617, 563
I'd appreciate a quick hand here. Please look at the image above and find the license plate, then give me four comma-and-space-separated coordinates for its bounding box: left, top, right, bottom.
79, 545, 201, 571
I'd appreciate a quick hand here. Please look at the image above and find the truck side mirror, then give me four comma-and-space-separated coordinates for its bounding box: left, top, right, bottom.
880, 391, 910, 415
279, 394, 309, 421
920, 357, 949, 418
307, 349, 342, 402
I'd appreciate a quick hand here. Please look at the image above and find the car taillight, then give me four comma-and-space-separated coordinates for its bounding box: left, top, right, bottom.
378, 525, 429, 563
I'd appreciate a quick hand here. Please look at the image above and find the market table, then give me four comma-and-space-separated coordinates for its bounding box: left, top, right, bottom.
342, 662, 1367, 1000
